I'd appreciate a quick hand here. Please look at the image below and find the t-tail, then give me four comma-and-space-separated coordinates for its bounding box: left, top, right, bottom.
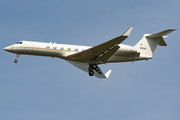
134, 29, 176, 59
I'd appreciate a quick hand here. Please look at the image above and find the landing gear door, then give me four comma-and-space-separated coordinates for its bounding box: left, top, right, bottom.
32, 43, 38, 52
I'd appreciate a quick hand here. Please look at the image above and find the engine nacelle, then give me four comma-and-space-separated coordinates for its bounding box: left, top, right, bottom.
114, 44, 137, 56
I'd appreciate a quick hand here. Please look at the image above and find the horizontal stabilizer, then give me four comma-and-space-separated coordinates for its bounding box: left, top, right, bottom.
134, 28, 176, 57
146, 29, 176, 46
147, 29, 176, 38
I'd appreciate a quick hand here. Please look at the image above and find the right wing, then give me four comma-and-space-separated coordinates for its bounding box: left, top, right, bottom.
65, 26, 133, 63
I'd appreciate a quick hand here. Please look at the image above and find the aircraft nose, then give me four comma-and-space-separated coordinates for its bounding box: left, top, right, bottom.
4, 46, 12, 51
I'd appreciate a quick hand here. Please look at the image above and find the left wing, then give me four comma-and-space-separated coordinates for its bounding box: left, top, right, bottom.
65, 26, 133, 63
67, 60, 112, 78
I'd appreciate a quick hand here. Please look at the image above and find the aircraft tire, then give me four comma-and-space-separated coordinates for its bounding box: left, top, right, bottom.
92, 64, 97, 69
14, 59, 18, 63
89, 70, 94, 76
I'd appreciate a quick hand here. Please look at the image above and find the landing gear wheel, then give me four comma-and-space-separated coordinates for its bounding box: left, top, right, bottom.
89, 70, 94, 76
14, 59, 18, 63
92, 64, 97, 69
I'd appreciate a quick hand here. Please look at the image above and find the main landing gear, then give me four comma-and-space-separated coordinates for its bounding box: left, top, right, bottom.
14, 54, 20, 63
88, 64, 102, 76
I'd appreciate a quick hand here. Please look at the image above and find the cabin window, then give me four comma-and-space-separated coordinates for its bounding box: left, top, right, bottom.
60, 47, 64, 50
46, 46, 50, 49
74, 48, 78, 51
53, 46, 57, 49
68, 48, 71, 51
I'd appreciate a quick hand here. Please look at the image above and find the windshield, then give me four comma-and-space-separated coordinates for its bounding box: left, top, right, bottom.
16, 42, 23, 44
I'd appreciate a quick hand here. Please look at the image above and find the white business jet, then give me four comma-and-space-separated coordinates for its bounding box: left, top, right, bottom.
4, 27, 175, 78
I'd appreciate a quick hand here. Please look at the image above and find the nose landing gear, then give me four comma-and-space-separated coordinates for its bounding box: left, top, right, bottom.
14, 54, 20, 63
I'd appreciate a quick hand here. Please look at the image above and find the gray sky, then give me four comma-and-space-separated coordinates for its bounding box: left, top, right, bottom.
1, 0, 180, 120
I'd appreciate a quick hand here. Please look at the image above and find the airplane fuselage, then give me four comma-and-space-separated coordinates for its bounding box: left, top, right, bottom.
4, 41, 147, 64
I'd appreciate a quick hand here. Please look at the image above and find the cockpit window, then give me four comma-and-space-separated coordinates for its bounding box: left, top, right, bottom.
16, 42, 23, 44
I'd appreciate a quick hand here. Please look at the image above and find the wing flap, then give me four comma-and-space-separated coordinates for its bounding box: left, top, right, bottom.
147, 29, 176, 46
98, 45, 120, 63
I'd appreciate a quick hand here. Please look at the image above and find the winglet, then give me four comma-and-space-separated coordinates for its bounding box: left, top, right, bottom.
105, 69, 112, 79
123, 26, 133, 36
